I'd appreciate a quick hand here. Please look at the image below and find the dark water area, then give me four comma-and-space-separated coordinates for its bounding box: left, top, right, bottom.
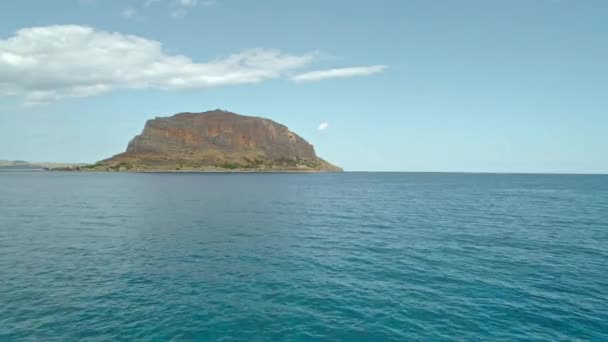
1, 172, 607, 340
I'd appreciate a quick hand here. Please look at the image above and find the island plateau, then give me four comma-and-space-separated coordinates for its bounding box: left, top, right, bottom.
88, 110, 342, 172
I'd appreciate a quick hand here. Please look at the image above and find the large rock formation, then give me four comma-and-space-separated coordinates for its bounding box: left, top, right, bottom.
94, 110, 342, 172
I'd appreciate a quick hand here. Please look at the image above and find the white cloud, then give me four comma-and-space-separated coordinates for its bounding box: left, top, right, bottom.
121, 7, 138, 19
174, 0, 198, 7
170, 8, 189, 18
170, 0, 202, 18
144, 0, 161, 7
318, 122, 329, 131
0, 25, 317, 105
144, 0, 214, 17
292, 65, 387, 83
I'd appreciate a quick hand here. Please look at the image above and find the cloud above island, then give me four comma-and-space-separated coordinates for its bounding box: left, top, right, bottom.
121, 7, 139, 19
0, 25, 316, 105
0, 25, 386, 105
143, 0, 216, 18
317, 122, 329, 131
291, 65, 387, 83
170, 0, 209, 18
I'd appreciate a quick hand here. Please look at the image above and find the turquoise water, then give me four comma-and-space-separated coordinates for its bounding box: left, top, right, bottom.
1, 172, 607, 341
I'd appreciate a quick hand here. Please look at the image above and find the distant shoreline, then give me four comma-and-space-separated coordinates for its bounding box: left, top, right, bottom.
57, 168, 336, 173
2, 169, 606, 175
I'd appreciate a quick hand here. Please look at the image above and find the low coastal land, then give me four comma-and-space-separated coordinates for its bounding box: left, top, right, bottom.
2, 110, 342, 173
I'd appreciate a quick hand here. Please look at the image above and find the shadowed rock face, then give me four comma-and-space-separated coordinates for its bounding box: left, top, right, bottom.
97, 110, 342, 172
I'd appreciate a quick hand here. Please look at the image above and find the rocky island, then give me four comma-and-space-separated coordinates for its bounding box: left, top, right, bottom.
88, 110, 342, 172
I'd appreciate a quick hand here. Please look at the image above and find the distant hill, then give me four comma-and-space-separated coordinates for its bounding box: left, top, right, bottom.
92, 110, 342, 172
0, 160, 85, 171
0, 160, 30, 167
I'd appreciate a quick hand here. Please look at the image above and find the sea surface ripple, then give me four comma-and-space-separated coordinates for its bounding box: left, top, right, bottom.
1, 172, 607, 341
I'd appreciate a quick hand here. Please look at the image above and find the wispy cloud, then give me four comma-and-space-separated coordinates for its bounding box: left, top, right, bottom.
317, 122, 329, 131
174, 0, 198, 6
170, 8, 189, 18
121, 7, 138, 19
170, 0, 204, 18
143, 0, 161, 7
292, 65, 387, 83
143, 0, 214, 17
78, 0, 97, 5
0, 25, 318, 105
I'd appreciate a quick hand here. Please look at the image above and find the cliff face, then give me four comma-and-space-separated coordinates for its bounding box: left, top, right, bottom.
96, 110, 342, 172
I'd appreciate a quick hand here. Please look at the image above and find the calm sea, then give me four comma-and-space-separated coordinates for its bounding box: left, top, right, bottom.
1, 172, 607, 341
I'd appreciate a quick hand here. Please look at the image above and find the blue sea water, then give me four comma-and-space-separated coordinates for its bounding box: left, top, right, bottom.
0, 172, 607, 341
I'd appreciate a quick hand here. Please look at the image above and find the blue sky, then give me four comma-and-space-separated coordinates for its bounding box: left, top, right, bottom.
1, 0, 607, 172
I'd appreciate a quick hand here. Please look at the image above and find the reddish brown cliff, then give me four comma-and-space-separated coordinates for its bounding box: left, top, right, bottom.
94, 110, 342, 172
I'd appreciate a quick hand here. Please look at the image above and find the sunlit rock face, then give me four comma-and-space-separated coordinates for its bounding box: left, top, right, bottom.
97, 110, 342, 172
